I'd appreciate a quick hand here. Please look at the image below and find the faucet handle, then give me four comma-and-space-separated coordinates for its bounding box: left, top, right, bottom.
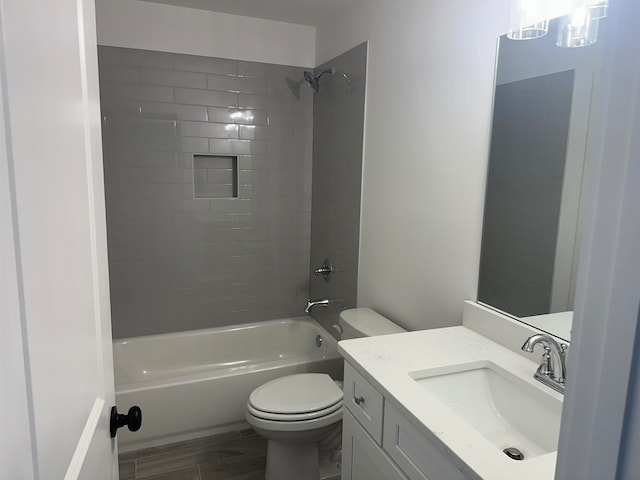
537, 345, 553, 377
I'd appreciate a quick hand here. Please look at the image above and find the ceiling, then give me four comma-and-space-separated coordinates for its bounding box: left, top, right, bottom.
139, 0, 355, 27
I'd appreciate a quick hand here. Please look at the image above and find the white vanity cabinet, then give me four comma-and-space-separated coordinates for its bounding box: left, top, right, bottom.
342, 362, 473, 480
342, 410, 408, 480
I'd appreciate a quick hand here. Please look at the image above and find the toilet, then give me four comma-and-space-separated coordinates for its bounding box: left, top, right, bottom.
245, 307, 406, 480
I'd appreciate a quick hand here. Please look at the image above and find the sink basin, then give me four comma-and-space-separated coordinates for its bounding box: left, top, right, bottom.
409, 361, 562, 460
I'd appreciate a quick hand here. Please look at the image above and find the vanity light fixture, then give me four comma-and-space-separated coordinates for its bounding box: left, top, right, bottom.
507, 0, 551, 40
557, 0, 609, 48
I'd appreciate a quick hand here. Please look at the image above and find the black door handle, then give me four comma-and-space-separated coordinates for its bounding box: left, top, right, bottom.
110, 406, 142, 438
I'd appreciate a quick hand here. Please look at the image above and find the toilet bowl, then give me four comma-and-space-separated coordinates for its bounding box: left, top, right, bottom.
245, 373, 343, 480
246, 308, 406, 480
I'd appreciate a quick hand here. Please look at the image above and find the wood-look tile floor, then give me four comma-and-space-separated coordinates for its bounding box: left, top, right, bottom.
118, 429, 340, 480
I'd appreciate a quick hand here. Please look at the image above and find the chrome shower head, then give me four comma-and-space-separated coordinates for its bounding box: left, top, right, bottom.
303, 68, 336, 92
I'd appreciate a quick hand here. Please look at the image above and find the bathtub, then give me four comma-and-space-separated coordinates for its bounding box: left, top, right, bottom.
113, 317, 343, 451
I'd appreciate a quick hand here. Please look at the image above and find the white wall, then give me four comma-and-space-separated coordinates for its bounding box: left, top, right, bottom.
95, 0, 316, 67
316, 0, 510, 330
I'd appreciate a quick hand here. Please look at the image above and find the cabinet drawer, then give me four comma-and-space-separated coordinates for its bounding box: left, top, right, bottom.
344, 362, 384, 444
383, 402, 471, 480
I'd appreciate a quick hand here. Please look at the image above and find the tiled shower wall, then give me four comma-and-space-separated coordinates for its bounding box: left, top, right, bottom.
309, 43, 367, 336
98, 46, 313, 338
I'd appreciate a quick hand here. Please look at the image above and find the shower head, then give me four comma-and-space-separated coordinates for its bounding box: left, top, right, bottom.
303, 68, 336, 92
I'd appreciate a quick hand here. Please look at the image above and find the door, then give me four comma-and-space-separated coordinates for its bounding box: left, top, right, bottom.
0, 0, 118, 478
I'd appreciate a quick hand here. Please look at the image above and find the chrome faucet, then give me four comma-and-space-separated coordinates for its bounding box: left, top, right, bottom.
521, 334, 568, 394
305, 298, 330, 313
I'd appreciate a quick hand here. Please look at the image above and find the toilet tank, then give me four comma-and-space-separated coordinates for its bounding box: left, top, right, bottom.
339, 308, 406, 339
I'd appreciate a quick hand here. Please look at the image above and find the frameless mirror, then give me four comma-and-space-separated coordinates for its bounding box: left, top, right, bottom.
478, 15, 608, 341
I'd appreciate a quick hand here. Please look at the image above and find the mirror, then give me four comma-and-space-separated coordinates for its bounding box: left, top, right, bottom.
478, 15, 608, 341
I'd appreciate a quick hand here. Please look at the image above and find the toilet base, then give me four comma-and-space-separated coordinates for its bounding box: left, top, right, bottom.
265, 440, 320, 480
250, 422, 341, 480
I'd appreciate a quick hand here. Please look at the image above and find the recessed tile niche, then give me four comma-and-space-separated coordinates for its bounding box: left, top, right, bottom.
193, 154, 238, 198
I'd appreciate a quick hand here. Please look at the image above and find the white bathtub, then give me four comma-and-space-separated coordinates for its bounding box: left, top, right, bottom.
113, 317, 343, 451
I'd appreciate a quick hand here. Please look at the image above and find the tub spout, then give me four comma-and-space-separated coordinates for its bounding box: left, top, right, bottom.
305, 298, 330, 313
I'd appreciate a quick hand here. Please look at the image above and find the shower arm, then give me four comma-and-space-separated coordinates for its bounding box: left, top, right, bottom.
316, 68, 336, 82
317, 68, 351, 83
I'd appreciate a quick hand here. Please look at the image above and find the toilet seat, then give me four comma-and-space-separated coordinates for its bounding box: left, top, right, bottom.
248, 373, 343, 416
246, 404, 343, 433
248, 399, 343, 422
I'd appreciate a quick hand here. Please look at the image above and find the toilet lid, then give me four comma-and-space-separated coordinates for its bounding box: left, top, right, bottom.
249, 373, 343, 415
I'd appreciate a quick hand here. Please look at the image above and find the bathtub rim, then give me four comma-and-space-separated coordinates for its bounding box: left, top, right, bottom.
113, 316, 341, 392
113, 315, 327, 344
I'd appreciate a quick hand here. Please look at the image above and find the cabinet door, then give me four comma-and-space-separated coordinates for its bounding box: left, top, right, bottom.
342, 410, 408, 480
383, 403, 471, 480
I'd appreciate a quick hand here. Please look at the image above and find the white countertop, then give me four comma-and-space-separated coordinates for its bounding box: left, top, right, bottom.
338, 326, 563, 480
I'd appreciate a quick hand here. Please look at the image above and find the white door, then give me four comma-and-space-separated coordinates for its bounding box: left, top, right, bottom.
0, 0, 119, 478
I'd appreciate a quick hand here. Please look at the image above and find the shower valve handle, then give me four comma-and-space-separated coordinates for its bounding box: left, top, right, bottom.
110, 405, 142, 437
313, 259, 333, 282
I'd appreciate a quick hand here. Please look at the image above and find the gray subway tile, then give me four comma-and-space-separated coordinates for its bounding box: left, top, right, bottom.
209, 139, 267, 155
175, 88, 237, 108
238, 184, 294, 199
239, 125, 294, 142
177, 153, 199, 168
237, 170, 267, 185
193, 167, 207, 184
145, 198, 210, 215
99, 99, 141, 118
173, 55, 237, 75
140, 68, 207, 89
103, 151, 177, 168
115, 183, 179, 199
103, 166, 145, 185
203, 168, 235, 185
209, 198, 253, 214
238, 77, 269, 95
207, 74, 267, 95
141, 102, 208, 122
104, 118, 176, 136
237, 154, 292, 171
266, 140, 294, 155
106, 196, 145, 217
178, 121, 238, 139
194, 155, 234, 169
194, 184, 235, 198
208, 107, 268, 125
237, 61, 302, 80
238, 93, 296, 112
205, 107, 236, 124
98, 46, 175, 69
205, 74, 237, 92
100, 82, 174, 103
144, 167, 192, 184
99, 64, 139, 83
135, 135, 209, 153
101, 47, 315, 338
265, 111, 299, 127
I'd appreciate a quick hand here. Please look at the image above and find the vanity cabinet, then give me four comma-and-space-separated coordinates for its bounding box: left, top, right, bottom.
342, 361, 473, 480
342, 410, 408, 480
